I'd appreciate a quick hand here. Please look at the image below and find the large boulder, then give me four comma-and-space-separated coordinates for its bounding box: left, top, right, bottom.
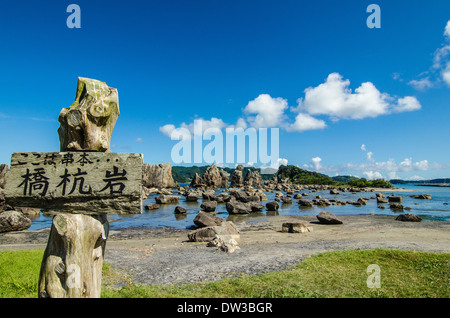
188, 221, 239, 242
225, 201, 252, 214
298, 199, 314, 208
0, 210, 31, 233
388, 196, 402, 203
142, 163, 178, 189
200, 200, 217, 212
266, 201, 279, 211
316, 211, 343, 224
193, 211, 224, 227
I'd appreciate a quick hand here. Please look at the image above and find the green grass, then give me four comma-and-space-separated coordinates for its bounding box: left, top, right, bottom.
0, 249, 44, 298
1, 249, 449, 298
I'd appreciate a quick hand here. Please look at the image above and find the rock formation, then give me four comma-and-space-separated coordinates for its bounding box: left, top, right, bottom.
243, 168, 263, 188
142, 163, 178, 188
230, 164, 244, 187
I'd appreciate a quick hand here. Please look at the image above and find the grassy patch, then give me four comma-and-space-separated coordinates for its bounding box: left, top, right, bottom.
0, 249, 44, 298
102, 249, 450, 298
1, 249, 448, 298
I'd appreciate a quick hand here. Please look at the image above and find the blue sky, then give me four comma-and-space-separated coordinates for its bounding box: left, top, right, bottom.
0, 0, 449, 180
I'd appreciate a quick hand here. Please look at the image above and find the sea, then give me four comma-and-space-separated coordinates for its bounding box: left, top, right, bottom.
27, 184, 450, 231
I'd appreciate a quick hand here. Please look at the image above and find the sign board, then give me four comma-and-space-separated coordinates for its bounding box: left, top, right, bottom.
5, 152, 143, 214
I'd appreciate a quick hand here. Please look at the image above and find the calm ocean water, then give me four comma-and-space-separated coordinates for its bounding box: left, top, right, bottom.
27, 184, 450, 231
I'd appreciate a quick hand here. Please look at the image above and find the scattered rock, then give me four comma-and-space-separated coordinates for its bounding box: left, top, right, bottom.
207, 235, 240, 253
330, 189, 339, 195
395, 213, 422, 222
13, 207, 41, 216
388, 196, 402, 203
193, 211, 224, 228
144, 203, 160, 210
155, 195, 180, 204
316, 211, 343, 224
0, 210, 31, 233
377, 197, 388, 204
226, 201, 252, 214
411, 194, 432, 200
266, 201, 279, 211
174, 206, 187, 214
297, 199, 314, 208
200, 200, 217, 212
249, 203, 265, 212
282, 222, 313, 233
390, 203, 404, 212
188, 221, 239, 242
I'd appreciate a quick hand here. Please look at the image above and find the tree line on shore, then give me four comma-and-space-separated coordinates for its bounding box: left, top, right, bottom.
171, 164, 394, 188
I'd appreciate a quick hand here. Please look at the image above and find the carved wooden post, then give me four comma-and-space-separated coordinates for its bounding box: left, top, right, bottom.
39, 77, 121, 298
3, 77, 142, 298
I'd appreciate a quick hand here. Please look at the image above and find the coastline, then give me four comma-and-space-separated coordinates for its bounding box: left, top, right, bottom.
1, 214, 448, 287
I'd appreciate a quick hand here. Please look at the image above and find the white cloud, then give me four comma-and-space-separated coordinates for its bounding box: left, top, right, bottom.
367, 151, 373, 161
160, 117, 227, 140
442, 62, 450, 86
445, 20, 450, 38
244, 94, 288, 128
311, 157, 322, 171
363, 171, 384, 180
394, 96, 422, 112
286, 113, 327, 132
410, 20, 450, 89
361, 144, 366, 151
135, 137, 143, 143
297, 73, 420, 120
408, 77, 434, 91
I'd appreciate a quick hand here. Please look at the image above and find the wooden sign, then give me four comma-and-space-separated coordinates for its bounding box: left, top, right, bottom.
5, 152, 143, 215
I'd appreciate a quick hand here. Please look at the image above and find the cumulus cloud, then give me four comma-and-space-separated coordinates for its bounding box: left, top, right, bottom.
244, 94, 288, 128
363, 171, 384, 180
286, 113, 327, 132
394, 96, 422, 112
297, 73, 420, 120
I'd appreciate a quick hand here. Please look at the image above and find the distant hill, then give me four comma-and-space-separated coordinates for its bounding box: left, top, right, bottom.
390, 178, 450, 184
172, 164, 393, 188
277, 165, 338, 185
331, 175, 359, 183
172, 165, 275, 183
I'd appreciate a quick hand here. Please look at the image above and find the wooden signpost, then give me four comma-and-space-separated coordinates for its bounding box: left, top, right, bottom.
6, 152, 143, 214
4, 77, 143, 298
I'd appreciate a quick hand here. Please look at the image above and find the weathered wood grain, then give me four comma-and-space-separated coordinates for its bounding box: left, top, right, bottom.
5, 152, 143, 214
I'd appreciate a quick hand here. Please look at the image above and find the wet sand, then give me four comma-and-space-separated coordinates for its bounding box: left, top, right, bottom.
1, 214, 448, 287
